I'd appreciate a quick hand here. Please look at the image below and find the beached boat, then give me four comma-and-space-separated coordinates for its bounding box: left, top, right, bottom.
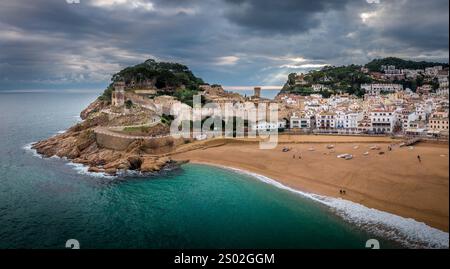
337, 153, 352, 159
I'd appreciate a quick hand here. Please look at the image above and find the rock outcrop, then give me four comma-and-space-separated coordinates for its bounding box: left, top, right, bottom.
80, 100, 109, 120
32, 100, 180, 176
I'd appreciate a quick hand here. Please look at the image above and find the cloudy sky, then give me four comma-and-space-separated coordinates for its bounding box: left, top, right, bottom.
0, 0, 448, 90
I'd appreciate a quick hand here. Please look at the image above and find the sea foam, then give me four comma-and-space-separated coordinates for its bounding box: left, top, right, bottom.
65, 162, 116, 179
22, 142, 43, 159
73, 115, 82, 122
215, 164, 449, 249
23, 142, 116, 179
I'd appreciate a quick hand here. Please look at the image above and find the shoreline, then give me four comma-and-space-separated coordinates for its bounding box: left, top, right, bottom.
24, 138, 449, 248
172, 138, 449, 232
24, 142, 186, 179
184, 160, 449, 249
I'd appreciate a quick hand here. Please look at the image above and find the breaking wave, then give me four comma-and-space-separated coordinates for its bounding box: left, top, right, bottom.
23, 142, 116, 179
207, 164, 449, 249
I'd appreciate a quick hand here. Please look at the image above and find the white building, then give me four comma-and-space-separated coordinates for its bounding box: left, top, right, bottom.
312, 84, 330, 92
361, 84, 403, 96
369, 110, 397, 133
290, 112, 315, 130
252, 121, 286, 131
316, 112, 336, 129
403, 69, 421, 79
342, 111, 364, 131
381, 65, 404, 80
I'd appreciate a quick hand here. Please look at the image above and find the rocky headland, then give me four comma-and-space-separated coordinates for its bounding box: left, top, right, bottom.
32, 99, 188, 176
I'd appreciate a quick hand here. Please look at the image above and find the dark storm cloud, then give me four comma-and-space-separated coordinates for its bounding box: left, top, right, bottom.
373, 0, 449, 51
0, 0, 448, 89
222, 0, 359, 34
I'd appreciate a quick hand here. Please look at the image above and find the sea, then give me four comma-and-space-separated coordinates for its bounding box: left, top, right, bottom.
0, 90, 448, 249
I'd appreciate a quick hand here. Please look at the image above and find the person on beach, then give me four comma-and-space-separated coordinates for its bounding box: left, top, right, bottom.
417, 155, 421, 163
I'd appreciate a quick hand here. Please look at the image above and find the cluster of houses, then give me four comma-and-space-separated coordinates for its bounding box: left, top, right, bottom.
110, 75, 449, 139
276, 82, 449, 138
361, 64, 449, 83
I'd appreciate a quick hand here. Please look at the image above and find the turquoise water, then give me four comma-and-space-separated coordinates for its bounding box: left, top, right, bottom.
0, 91, 421, 249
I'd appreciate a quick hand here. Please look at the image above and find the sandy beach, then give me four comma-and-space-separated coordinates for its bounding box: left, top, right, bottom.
172, 135, 449, 232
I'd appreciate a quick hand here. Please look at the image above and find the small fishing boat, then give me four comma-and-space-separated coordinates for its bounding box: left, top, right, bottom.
337, 153, 352, 159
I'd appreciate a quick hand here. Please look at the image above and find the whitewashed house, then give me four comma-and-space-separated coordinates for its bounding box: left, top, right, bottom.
369, 109, 397, 133
316, 111, 337, 130
252, 121, 286, 131
290, 112, 315, 130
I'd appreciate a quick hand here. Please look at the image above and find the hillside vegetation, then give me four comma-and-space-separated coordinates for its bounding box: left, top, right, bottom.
280, 57, 448, 97
365, 57, 448, 72
99, 59, 205, 105
281, 64, 372, 97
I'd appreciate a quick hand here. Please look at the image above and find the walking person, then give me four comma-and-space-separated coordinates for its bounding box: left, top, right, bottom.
417, 155, 421, 163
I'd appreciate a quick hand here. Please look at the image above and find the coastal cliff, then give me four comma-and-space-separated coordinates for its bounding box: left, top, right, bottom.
31, 59, 205, 176
32, 99, 182, 175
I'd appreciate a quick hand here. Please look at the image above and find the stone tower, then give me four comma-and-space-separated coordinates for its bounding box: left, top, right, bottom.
112, 81, 126, 107
254, 87, 261, 98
